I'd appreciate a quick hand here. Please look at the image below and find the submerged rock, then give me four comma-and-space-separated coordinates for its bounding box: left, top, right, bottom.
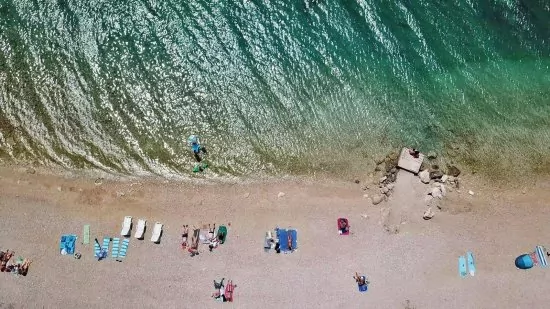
447, 165, 461, 177
430, 170, 444, 180
427, 151, 437, 160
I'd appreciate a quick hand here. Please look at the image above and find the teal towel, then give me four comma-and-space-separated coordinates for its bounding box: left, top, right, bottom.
467, 251, 476, 276
118, 239, 130, 261
112, 238, 120, 259
102, 237, 110, 257
459, 256, 467, 278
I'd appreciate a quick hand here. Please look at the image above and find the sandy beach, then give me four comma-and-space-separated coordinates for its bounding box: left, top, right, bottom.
1, 166, 550, 309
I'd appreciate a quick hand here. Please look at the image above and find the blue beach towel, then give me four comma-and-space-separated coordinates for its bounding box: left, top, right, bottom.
536, 246, 548, 268
102, 237, 110, 257
118, 239, 130, 261
111, 238, 120, 259
288, 229, 298, 250
357, 276, 368, 292
467, 251, 476, 276
60, 234, 77, 255
94, 241, 101, 258
277, 229, 289, 252
459, 256, 467, 278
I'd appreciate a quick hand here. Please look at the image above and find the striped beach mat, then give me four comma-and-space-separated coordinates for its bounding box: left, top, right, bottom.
102, 237, 110, 257
118, 239, 130, 261
94, 240, 101, 258
82, 225, 90, 245
536, 246, 547, 268
111, 238, 120, 259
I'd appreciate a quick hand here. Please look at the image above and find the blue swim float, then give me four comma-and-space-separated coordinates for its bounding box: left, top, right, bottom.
515, 254, 534, 270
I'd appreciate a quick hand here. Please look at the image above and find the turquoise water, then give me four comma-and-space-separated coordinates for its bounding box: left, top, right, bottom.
0, 0, 549, 178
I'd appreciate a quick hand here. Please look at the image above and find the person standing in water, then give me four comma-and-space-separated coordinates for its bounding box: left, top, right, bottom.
188, 135, 208, 162
188, 135, 208, 172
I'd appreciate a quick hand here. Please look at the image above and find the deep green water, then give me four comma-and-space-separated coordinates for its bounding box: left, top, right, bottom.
1, 0, 549, 178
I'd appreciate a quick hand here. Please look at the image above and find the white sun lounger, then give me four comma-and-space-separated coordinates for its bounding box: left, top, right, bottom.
151, 222, 163, 243
120, 216, 132, 237
134, 219, 146, 239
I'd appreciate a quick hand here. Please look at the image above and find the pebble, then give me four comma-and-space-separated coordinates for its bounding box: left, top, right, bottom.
386, 183, 395, 191
95, 178, 103, 186
244, 192, 250, 198
379, 176, 387, 183
363, 194, 369, 198
468, 190, 475, 196
57, 187, 62, 192
277, 192, 285, 198
441, 175, 448, 183
26, 167, 36, 174
116, 191, 125, 197
440, 185, 447, 197
354, 179, 360, 184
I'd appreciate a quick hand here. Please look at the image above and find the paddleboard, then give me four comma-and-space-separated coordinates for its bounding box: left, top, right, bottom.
458, 256, 467, 278
467, 251, 476, 276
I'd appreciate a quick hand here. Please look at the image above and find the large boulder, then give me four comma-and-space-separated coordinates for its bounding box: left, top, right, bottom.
372, 194, 384, 205
447, 165, 461, 177
419, 170, 430, 184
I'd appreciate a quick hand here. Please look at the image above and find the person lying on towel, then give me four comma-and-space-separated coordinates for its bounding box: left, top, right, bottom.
354, 272, 368, 286
181, 225, 190, 249
188, 229, 200, 257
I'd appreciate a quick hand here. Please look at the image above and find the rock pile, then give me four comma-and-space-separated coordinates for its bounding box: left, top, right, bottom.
418, 163, 461, 219
369, 151, 400, 205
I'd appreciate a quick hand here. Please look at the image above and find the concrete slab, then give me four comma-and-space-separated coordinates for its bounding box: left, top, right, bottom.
397, 147, 424, 174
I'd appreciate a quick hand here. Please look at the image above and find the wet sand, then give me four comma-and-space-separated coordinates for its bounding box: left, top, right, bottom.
1, 167, 550, 308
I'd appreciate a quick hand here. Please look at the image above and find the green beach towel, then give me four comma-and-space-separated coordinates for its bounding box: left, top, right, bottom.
82, 225, 90, 245
217, 225, 228, 244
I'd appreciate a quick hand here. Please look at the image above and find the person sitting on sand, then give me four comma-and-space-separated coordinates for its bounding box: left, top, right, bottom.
354, 272, 368, 286
1, 250, 14, 272
207, 224, 216, 240
208, 237, 219, 252
409, 148, 420, 158
339, 219, 349, 234
181, 225, 190, 249
18, 259, 32, 276
212, 278, 227, 302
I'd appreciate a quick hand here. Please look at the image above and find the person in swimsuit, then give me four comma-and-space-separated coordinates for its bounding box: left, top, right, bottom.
409, 148, 420, 158
339, 219, 349, 234
354, 272, 368, 286
207, 224, 216, 240
181, 225, 190, 249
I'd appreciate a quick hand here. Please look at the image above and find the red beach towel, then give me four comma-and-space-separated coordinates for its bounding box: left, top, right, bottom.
338, 218, 350, 235
224, 280, 234, 302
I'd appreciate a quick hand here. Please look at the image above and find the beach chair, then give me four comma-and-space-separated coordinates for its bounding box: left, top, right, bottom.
111, 238, 120, 259
536, 246, 548, 268
151, 222, 163, 243
120, 216, 132, 237
224, 280, 235, 302
117, 239, 130, 262
134, 219, 146, 239
217, 225, 228, 244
